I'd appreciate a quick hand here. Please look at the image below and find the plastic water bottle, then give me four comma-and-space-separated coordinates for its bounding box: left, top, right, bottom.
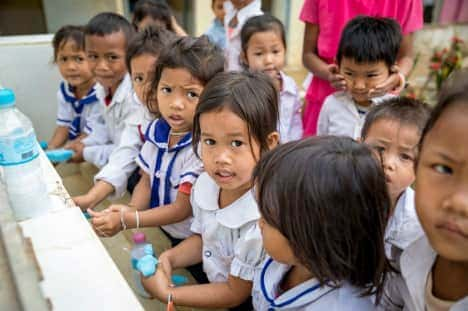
131, 232, 153, 298
0, 88, 49, 220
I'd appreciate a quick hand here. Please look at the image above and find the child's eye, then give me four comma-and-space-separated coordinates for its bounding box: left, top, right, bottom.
58, 56, 67, 63
161, 87, 171, 94
133, 75, 144, 83
204, 139, 215, 146
254, 52, 263, 56
400, 153, 414, 161
231, 140, 243, 147
344, 71, 353, 76
108, 55, 119, 61
87, 54, 97, 60
372, 145, 385, 153
367, 73, 378, 78
187, 91, 199, 99
433, 164, 453, 175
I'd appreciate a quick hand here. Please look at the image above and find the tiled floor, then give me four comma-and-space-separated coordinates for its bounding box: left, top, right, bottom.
57, 163, 224, 311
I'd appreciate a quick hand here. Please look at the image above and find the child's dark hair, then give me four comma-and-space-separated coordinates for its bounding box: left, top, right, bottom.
193, 71, 279, 158
419, 68, 468, 150
361, 97, 432, 139
132, 0, 173, 31
147, 35, 224, 104
52, 25, 86, 61
241, 14, 286, 53
337, 16, 402, 67
85, 12, 135, 45
253, 136, 391, 301
125, 25, 176, 73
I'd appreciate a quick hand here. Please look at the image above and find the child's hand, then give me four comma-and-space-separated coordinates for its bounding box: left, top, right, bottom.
102, 204, 131, 214
141, 265, 172, 301
72, 194, 96, 211
87, 208, 122, 237
327, 64, 346, 90
158, 252, 175, 286
66, 141, 85, 163
368, 65, 404, 97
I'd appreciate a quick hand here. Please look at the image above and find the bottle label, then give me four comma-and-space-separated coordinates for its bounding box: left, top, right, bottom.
0, 132, 39, 166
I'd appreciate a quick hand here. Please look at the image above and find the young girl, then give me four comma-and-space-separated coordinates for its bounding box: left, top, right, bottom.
141, 71, 280, 309
73, 26, 175, 210
47, 25, 103, 150
241, 14, 303, 142
300, 0, 423, 136
381, 69, 468, 310
252, 136, 391, 310
88, 36, 224, 243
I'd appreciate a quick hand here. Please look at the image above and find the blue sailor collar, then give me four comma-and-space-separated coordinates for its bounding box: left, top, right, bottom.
260, 258, 334, 309
144, 118, 192, 152
60, 81, 98, 111
192, 172, 260, 229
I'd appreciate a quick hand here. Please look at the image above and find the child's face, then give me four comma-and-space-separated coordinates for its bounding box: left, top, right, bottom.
85, 31, 127, 92
56, 40, 93, 88
157, 67, 204, 133
258, 217, 296, 264
130, 53, 157, 106
244, 30, 285, 83
416, 102, 468, 261
230, 0, 254, 10
364, 119, 419, 206
200, 107, 260, 196
339, 57, 390, 105
212, 0, 226, 22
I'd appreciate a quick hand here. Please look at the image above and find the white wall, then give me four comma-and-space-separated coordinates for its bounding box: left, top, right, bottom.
0, 35, 61, 141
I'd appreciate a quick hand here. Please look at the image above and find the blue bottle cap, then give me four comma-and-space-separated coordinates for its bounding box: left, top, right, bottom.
0, 88, 15, 108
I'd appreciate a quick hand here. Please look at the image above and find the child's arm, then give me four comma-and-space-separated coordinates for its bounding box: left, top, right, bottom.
126, 170, 151, 210
145, 271, 252, 308
302, 23, 346, 90
48, 126, 69, 149
72, 180, 115, 211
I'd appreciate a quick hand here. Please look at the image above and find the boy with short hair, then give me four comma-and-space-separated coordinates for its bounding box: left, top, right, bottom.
70, 12, 139, 168
361, 96, 431, 264
317, 16, 403, 139
73, 26, 175, 210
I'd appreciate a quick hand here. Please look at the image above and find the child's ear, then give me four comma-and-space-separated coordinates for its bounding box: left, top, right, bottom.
266, 131, 280, 150
240, 51, 248, 68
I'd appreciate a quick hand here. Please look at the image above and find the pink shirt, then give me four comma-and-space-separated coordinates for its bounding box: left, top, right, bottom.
299, 0, 423, 60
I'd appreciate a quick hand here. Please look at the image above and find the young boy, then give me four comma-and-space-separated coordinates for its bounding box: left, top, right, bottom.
69, 12, 139, 168
205, 0, 226, 50
317, 16, 402, 139
224, 0, 262, 71
73, 26, 175, 210
361, 97, 431, 264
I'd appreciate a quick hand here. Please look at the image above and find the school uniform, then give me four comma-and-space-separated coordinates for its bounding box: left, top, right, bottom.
317, 91, 394, 139
56, 81, 104, 140
379, 236, 468, 310
82, 74, 139, 168
252, 257, 375, 310
224, 0, 263, 71
94, 92, 152, 199
135, 118, 203, 239
205, 18, 226, 50
190, 172, 265, 283
279, 71, 303, 143
385, 187, 424, 266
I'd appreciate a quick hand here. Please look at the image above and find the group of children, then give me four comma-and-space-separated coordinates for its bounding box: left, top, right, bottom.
43, 0, 467, 310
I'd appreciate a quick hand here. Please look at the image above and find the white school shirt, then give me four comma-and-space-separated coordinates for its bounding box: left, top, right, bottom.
385, 187, 424, 265
94, 92, 152, 199
56, 81, 104, 140
190, 172, 265, 282
224, 0, 263, 71
279, 71, 303, 142
252, 257, 375, 310
379, 236, 468, 311
317, 91, 394, 139
82, 74, 139, 168
136, 118, 203, 239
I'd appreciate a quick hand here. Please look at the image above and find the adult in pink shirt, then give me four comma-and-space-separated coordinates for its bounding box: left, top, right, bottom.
300, 0, 423, 136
